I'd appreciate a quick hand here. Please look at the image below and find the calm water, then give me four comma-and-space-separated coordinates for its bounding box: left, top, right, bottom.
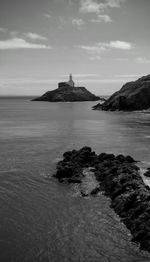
0, 97, 150, 262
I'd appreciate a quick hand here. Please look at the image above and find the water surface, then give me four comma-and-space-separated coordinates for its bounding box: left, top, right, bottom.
0, 97, 150, 261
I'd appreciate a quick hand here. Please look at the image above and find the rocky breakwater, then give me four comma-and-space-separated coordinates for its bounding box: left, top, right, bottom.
54, 146, 150, 252
93, 74, 150, 111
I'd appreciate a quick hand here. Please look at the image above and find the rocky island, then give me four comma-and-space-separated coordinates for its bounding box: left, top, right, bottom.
54, 146, 150, 253
32, 74, 100, 102
93, 74, 150, 111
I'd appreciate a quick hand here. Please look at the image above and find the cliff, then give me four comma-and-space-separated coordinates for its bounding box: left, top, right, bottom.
93, 74, 150, 111
32, 82, 100, 102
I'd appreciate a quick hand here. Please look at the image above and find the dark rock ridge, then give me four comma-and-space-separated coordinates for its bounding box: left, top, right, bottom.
92, 103, 103, 110
143, 168, 150, 177
54, 146, 150, 252
32, 82, 100, 102
93, 74, 150, 111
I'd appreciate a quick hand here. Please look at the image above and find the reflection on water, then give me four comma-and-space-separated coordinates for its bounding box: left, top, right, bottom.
0, 98, 150, 261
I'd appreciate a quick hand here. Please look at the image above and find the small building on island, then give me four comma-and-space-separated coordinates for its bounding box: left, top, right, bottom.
68, 74, 75, 87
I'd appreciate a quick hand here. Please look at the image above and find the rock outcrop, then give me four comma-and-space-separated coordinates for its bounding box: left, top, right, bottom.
32, 82, 100, 102
93, 74, 150, 111
54, 146, 150, 252
92, 103, 103, 110
143, 168, 150, 177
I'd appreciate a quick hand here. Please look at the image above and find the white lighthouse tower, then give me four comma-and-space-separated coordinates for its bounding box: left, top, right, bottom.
68, 74, 75, 87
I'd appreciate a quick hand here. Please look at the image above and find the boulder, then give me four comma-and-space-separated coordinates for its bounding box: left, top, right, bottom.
143, 169, 150, 177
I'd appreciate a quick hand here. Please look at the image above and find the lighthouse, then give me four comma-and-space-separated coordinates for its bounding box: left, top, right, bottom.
68, 74, 75, 87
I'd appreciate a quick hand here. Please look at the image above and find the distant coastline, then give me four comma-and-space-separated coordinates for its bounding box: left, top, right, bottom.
0, 95, 36, 99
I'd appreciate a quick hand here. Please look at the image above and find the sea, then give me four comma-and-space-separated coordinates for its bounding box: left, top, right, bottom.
0, 97, 150, 262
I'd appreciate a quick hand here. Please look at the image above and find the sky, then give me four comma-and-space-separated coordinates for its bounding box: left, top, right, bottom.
0, 0, 150, 96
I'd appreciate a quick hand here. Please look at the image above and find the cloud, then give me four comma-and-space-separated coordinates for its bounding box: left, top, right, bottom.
79, 45, 106, 54
74, 73, 98, 77
0, 27, 7, 32
76, 78, 128, 83
89, 55, 102, 60
61, 74, 98, 78
91, 14, 112, 23
0, 78, 57, 85
114, 57, 128, 61
72, 18, 85, 27
10, 31, 19, 37
58, 16, 67, 29
80, 0, 102, 13
115, 74, 141, 78
79, 40, 133, 55
25, 32, 47, 41
106, 0, 125, 8
43, 9, 52, 18
109, 41, 132, 50
59, 16, 67, 25
44, 13, 52, 18
80, 0, 125, 13
0, 38, 52, 50
136, 57, 150, 64
58, 17, 85, 30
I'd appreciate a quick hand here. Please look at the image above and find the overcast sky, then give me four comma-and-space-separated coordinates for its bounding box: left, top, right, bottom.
0, 0, 150, 95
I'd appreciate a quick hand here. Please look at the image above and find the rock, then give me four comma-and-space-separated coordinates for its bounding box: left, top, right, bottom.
32, 82, 100, 102
143, 169, 150, 177
125, 155, 136, 163
116, 154, 126, 163
98, 153, 115, 161
93, 74, 150, 111
99, 97, 107, 102
54, 147, 150, 252
90, 187, 100, 196
92, 99, 106, 110
80, 167, 99, 196
68, 178, 82, 183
